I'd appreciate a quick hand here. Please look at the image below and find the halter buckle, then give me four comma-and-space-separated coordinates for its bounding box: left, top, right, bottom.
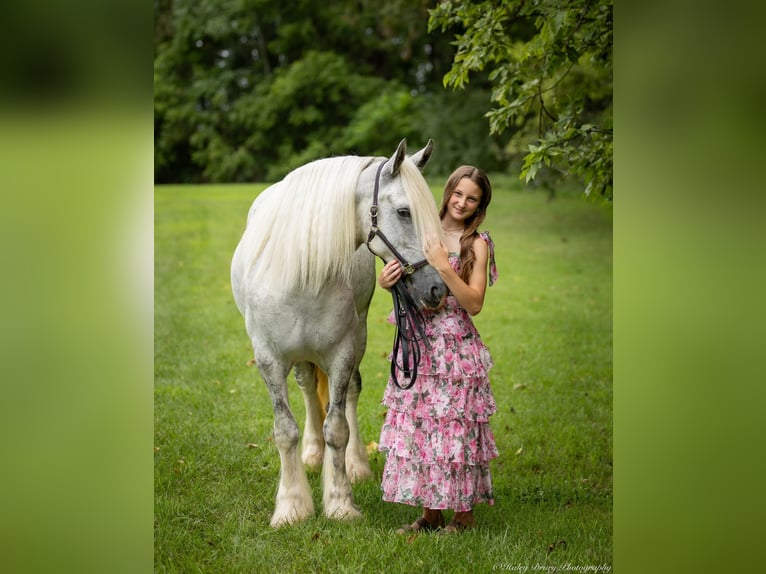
403, 263, 415, 275
369, 205, 378, 218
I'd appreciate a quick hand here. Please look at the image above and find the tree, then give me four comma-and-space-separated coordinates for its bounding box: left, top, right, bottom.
154, 0, 513, 183
429, 0, 613, 201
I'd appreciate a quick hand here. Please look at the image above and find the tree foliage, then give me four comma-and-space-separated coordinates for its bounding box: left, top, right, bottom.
429, 0, 613, 201
154, 0, 510, 183
155, 0, 611, 194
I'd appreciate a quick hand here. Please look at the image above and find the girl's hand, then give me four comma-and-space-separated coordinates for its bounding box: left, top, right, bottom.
424, 234, 449, 271
378, 259, 403, 290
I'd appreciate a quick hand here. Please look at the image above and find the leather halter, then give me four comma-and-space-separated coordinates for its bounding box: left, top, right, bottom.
365, 158, 429, 390
365, 159, 429, 275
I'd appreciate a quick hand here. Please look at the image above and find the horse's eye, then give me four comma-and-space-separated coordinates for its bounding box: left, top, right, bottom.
397, 208, 411, 218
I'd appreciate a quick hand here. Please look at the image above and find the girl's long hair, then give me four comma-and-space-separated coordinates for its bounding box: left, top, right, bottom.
438, 165, 493, 283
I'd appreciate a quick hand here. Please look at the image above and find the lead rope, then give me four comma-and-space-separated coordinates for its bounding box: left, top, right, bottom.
389, 280, 428, 390
365, 158, 429, 390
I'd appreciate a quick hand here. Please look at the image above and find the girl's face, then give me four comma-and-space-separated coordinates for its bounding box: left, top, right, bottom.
446, 177, 483, 224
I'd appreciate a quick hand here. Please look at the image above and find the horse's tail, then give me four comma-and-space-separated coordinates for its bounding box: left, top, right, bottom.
317, 368, 329, 420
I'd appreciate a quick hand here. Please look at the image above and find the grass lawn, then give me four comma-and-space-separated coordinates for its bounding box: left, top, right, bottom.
154, 178, 612, 573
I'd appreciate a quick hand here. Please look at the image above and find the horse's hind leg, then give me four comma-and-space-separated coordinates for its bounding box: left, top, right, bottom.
259, 359, 314, 527
345, 368, 372, 482
294, 361, 324, 470
309, 365, 370, 482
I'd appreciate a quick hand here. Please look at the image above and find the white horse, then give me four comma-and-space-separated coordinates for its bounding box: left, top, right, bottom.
231, 140, 446, 527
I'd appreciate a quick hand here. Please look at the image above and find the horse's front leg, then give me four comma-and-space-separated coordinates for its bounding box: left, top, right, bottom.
259, 358, 314, 527
345, 368, 372, 482
322, 354, 361, 521
294, 361, 324, 470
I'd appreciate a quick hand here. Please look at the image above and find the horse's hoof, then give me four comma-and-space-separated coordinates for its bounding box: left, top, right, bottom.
347, 464, 373, 483
302, 446, 324, 470
270, 508, 312, 528
271, 491, 314, 528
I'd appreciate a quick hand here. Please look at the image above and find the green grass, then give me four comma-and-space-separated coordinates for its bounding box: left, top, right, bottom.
155, 180, 612, 573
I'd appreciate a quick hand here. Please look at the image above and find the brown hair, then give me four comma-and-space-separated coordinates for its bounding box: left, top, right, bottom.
438, 165, 493, 283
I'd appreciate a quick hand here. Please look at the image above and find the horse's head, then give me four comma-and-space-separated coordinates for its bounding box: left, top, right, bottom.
359, 139, 448, 310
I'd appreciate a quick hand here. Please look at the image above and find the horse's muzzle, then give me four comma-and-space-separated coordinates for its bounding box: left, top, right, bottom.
403, 266, 447, 311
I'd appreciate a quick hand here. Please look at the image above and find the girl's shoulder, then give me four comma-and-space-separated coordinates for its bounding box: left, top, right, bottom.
477, 230, 493, 244
476, 231, 498, 286
472, 230, 493, 252
471, 232, 489, 253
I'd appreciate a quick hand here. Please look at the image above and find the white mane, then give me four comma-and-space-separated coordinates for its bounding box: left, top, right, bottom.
245, 156, 371, 293
243, 154, 443, 295
398, 158, 446, 249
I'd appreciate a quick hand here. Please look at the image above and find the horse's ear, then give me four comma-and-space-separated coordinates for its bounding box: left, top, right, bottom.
389, 139, 407, 176
409, 139, 434, 172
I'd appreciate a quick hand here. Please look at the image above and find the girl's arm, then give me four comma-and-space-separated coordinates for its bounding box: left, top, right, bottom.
424, 235, 489, 316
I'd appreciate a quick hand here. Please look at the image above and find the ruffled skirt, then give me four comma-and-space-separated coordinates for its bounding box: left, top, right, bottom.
378, 296, 499, 511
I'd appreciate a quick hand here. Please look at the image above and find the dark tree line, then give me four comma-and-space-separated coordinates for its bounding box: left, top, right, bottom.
155, 0, 612, 200
155, 0, 506, 182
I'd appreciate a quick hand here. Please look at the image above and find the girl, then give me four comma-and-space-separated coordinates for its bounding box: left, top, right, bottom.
377, 165, 499, 534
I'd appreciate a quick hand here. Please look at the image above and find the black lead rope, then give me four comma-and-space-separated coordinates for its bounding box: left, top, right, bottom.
389, 280, 429, 390
365, 158, 430, 390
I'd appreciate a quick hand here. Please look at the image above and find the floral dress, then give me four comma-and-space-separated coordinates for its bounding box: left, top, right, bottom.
378, 231, 499, 511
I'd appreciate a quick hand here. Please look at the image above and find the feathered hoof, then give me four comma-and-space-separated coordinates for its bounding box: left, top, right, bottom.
301, 444, 324, 470
271, 493, 314, 528
270, 506, 313, 528
346, 462, 373, 483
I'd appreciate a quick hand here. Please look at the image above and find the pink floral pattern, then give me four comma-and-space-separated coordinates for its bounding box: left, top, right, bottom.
379, 234, 499, 511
